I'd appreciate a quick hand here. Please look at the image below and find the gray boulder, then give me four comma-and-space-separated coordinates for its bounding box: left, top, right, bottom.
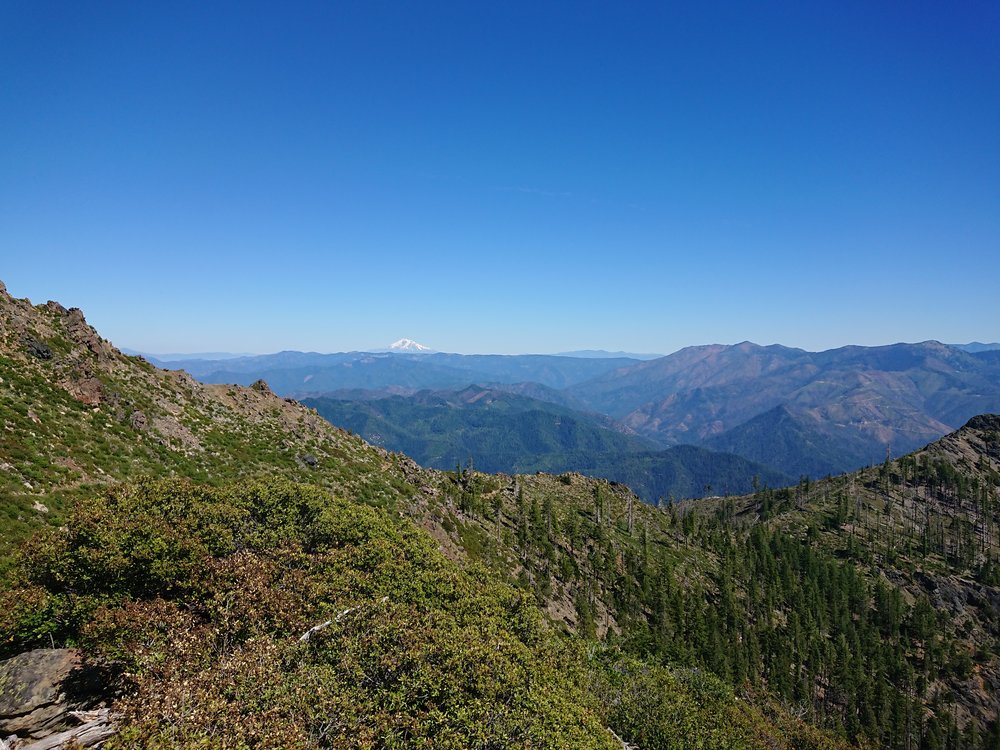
0, 649, 105, 741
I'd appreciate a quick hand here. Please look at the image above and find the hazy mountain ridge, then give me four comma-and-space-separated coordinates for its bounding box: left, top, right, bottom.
555, 349, 664, 360
704, 404, 887, 478
303, 386, 790, 500
123, 348, 255, 362
162, 350, 643, 391
154, 340, 1000, 480
951, 342, 1000, 353
566, 340, 1000, 478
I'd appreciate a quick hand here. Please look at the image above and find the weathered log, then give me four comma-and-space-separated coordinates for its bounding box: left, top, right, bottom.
607, 725, 639, 750
298, 597, 389, 642
298, 619, 332, 642
19, 710, 113, 750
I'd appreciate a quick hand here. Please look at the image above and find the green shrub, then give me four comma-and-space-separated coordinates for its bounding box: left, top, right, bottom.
3, 478, 618, 749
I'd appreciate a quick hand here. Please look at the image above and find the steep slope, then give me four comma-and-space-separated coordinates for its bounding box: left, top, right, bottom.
304, 386, 656, 472
566, 444, 791, 501
0, 283, 420, 558
704, 404, 891, 478
684, 414, 1000, 742
976, 350, 1000, 367
394, 423, 1000, 747
569, 342, 816, 418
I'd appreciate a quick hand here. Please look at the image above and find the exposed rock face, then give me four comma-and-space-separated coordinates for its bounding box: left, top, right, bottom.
250, 378, 273, 394
62, 308, 115, 364
21, 336, 52, 361
59, 375, 104, 407
965, 414, 1000, 432
0, 649, 116, 749
0, 649, 95, 739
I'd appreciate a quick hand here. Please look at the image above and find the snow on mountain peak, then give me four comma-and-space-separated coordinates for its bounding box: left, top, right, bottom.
389, 338, 432, 352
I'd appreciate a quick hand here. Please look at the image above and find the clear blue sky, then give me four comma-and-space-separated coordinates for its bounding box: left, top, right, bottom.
2, 1, 998, 355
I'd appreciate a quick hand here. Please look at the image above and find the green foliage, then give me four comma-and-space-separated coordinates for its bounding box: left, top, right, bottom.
0, 343, 417, 564
589, 651, 851, 750
2, 479, 618, 748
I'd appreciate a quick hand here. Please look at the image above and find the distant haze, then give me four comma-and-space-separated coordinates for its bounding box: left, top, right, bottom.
557, 350, 664, 360
120, 348, 257, 362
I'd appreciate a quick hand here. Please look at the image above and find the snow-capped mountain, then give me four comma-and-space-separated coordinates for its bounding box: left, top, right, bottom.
388, 338, 434, 353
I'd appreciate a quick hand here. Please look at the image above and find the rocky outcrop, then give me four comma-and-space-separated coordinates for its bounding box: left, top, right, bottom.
250, 378, 273, 394
128, 410, 147, 431
57, 375, 104, 407
21, 337, 52, 361
964, 414, 1000, 432
0, 649, 110, 745
62, 308, 115, 364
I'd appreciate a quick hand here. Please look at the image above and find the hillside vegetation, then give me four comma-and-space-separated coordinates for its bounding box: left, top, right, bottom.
2, 282, 999, 748
2, 479, 620, 748
0, 282, 416, 559
413, 428, 1000, 749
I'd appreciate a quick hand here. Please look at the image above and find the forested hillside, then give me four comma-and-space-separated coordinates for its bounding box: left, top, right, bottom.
411, 426, 1000, 749
304, 387, 790, 501
2, 283, 999, 749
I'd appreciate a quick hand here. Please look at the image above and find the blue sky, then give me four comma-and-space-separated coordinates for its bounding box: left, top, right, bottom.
2, 1, 998, 355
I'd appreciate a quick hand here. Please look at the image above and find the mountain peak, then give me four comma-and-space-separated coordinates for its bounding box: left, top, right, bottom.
389, 338, 433, 353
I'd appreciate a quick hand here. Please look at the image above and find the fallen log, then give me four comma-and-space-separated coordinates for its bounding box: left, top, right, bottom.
299, 597, 390, 642
16, 709, 114, 750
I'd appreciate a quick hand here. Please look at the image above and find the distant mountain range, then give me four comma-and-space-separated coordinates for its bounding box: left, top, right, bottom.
121, 348, 256, 361
950, 341, 1000, 353
152, 340, 1000, 482
161, 351, 642, 391
566, 341, 1000, 476
555, 349, 664, 360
